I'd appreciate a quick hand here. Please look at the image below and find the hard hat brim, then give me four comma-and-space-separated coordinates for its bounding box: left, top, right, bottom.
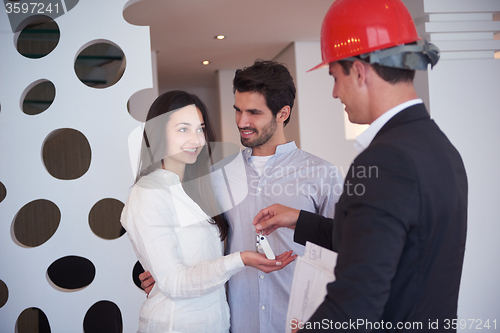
307, 60, 329, 72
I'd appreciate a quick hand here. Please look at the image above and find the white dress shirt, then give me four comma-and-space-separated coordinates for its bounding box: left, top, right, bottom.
121, 169, 245, 333
354, 99, 423, 153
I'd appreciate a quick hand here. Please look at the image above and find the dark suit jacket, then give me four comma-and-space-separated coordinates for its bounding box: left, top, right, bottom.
294, 104, 468, 332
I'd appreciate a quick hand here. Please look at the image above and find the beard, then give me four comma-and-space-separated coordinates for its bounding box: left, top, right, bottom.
240, 117, 277, 148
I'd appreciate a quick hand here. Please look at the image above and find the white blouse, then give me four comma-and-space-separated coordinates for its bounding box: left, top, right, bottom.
121, 169, 244, 333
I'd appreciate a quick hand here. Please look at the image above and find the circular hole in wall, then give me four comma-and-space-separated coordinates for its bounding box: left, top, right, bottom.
16, 17, 60, 59
89, 198, 126, 240
16, 307, 51, 333
13, 199, 61, 248
42, 128, 92, 180
127, 88, 157, 122
47, 255, 96, 290
22, 80, 56, 115
0, 280, 8, 308
83, 300, 123, 333
65, 0, 79, 11
75, 41, 126, 88
0, 181, 6, 203
132, 261, 145, 290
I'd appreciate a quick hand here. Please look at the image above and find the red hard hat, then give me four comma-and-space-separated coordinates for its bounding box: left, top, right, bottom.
310, 0, 421, 71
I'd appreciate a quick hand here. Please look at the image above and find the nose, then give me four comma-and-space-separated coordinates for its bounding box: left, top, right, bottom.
236, 111, 248, 129
189, 130, 205, 147
332, 83, 339, 99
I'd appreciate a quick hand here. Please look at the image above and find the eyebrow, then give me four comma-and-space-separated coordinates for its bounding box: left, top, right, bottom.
175, 122, 205, 126
233, 105, 262, 113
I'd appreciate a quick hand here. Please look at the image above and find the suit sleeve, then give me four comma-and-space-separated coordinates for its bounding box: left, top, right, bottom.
299, 144, 419, 332
294, 210, 334, 249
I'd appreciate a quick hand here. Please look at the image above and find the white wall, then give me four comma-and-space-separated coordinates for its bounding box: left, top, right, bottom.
273, 43, 301, 148
217, 69, 242, 157
409, 0, 500, 328
430, 57, 500, 329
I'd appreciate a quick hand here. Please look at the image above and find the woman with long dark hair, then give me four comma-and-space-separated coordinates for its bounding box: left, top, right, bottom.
121, 90, 295, 332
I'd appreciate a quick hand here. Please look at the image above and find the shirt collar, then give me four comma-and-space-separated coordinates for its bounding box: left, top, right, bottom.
153, 168, 181, 185
354, 99, 423, 153
243, 141, 297, 161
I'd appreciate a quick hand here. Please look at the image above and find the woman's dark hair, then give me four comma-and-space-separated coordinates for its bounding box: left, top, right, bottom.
137, 90, 228, 240
233, 59, 296, 126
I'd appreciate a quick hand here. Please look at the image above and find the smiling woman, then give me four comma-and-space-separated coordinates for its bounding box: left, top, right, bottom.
120, 90, 295, 332
162, 104, 206, 180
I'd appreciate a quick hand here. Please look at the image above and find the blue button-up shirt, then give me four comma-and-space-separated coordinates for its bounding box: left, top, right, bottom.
211, 142, 343, 333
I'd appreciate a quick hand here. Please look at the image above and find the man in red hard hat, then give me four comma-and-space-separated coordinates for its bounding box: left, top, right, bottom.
253, 0, 468, 331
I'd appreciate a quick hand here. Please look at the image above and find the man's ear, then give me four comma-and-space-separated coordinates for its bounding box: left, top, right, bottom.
352, 60, 367, 86
277, 105, 290, 124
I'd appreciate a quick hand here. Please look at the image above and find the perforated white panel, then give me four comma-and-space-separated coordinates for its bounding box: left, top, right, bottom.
0, 0, 153, 331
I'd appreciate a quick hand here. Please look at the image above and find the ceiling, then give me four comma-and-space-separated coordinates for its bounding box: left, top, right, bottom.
123, 0, 335, 90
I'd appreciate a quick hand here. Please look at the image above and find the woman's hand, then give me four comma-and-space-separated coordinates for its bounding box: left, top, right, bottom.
240, 250, 297, 273
139, 250, 297, 297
